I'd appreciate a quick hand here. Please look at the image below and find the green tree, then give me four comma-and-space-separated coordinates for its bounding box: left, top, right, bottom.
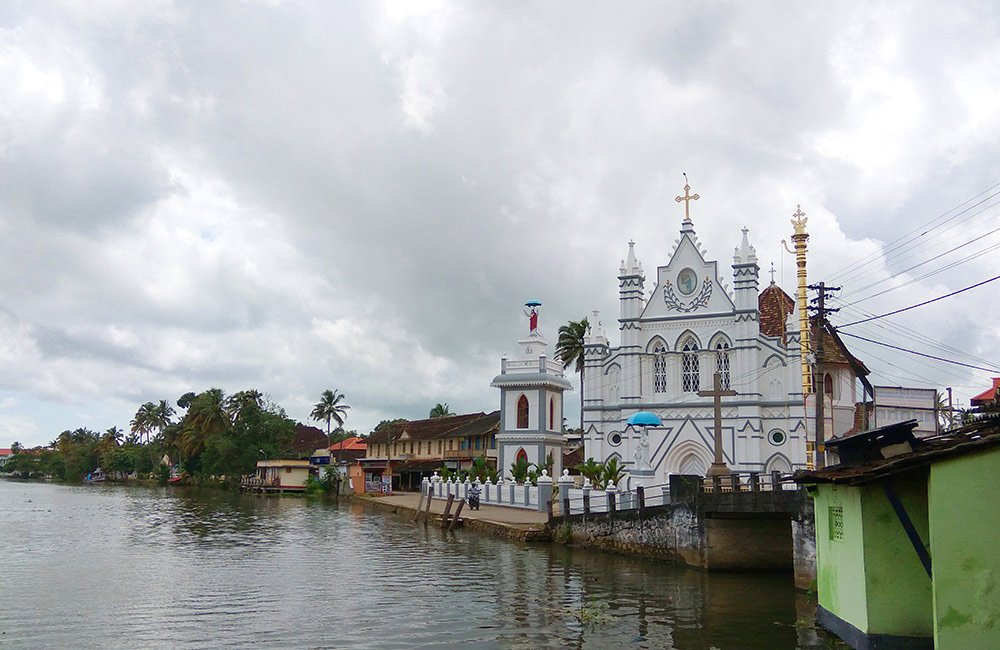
556, 317, 589, 428
574, 457, 603, 488
509, 456, 532, 484
201, 400, 295, 484
130, 402, 156, 445
372, 418, 408, 434
311, 389, 350, 449
429, 403, 453, 418
469, 455, 499, 483
150, 400, 176, 441
181, 388, 229, 460
601, 457, 627, 490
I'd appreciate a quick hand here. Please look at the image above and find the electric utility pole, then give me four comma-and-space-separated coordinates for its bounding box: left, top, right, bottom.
808, 282, 840, 469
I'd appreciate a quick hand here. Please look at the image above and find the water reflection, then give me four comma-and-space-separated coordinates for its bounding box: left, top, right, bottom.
0, 481, 841, 649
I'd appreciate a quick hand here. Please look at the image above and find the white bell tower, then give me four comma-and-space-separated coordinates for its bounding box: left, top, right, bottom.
492, 301, 572, 480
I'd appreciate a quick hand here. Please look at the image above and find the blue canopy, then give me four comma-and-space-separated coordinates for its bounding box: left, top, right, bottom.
626, 411, 663, 427
524, 299, 542, 306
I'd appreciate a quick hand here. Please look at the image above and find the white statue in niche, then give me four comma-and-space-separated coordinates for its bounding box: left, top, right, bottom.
633, 427, 651, 470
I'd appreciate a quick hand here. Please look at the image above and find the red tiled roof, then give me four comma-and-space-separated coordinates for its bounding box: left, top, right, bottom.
758, 284, 795, 341
0, 448, 12, 456
971, 378, 1000, 406
329, 437, 367, 451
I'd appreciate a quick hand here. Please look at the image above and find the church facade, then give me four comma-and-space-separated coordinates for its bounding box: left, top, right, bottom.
581, 192, 810, 483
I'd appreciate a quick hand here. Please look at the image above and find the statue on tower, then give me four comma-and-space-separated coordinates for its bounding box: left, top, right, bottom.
523, 300, 541, 334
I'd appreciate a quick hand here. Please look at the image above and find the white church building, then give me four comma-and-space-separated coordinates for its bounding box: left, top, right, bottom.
581, 193, 812, 482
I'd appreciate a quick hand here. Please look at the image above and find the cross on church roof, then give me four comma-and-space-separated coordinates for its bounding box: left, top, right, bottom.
770, 262, 776, 285
675, 173, 700, 221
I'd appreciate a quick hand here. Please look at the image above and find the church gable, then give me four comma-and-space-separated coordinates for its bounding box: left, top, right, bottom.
639, 235, 735, 320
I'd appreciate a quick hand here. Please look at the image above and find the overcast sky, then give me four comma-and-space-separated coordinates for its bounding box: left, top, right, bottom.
3, 1, 999, 448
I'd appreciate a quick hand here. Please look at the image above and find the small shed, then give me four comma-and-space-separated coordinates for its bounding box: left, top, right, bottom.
245, 459, 313, 492
794, 417, 1000, 650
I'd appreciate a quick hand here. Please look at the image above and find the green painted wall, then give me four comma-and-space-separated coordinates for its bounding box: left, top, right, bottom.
929, 448, 1000, 650
859, 473, 932, 636
814, 484, 869, 632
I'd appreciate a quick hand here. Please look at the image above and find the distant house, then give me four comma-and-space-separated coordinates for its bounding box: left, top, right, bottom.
361, 412, 500, 493
242, 459, 313, 493
970, 377, 1000, 408
794, 418, 1000, 650
0, 448, 12, 469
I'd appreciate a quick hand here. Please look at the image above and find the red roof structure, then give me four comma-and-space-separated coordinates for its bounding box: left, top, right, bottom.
971, 378, 1000, 407
328, 437, 367, 452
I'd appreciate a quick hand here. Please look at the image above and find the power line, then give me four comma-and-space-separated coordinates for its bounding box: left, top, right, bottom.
841, 223, 1000, 301
828, 181, 1000, 285
836, 330, 1000, 374
839, 273, 1000, 328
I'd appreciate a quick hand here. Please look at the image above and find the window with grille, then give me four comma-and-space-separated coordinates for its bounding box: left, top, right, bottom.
653, 342, 667, 393
682, 339, 700, 392
716, 341, 730, 390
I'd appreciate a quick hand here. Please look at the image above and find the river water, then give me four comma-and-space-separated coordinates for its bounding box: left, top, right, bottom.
0, 480, 840, 649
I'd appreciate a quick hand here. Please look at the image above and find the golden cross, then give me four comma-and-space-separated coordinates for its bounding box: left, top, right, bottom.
791, 204, 807, 234
675, 174, 700, 220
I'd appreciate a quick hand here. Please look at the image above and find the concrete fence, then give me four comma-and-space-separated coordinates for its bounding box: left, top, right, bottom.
422, 471, 554, 512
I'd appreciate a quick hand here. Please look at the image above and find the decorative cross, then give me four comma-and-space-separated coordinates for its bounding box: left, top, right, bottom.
698, 372, 737, 476
769, 262, 776, 284
791, 204, 808, 234
674, 173, 700, 220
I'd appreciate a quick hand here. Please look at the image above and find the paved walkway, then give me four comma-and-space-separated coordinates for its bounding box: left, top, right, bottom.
373, 492, 549, 526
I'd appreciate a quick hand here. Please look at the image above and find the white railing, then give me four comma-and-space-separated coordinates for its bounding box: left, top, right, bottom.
422, 471, 553, 512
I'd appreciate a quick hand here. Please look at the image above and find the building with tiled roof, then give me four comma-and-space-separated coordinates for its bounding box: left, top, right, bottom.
970, 377, 1000, 407
361, 412, 500, 492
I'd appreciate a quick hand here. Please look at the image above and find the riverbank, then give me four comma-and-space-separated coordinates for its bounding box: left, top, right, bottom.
351, 492, 553, 541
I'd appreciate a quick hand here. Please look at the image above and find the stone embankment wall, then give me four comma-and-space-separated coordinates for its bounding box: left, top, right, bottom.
552, 482, 818, 588
556, 504, 705, 566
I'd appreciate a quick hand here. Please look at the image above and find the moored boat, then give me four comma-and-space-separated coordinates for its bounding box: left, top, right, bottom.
84, 469, 106, 484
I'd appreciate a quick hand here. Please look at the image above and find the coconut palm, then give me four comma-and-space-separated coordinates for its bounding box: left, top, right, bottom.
226, 389, 264, 421
130, 402, 156, 445
150, 400, 175, 441
311, 389, 350, 450
556, 317, 589, 428
429, 403, 453, 418
181, 388, 229, 458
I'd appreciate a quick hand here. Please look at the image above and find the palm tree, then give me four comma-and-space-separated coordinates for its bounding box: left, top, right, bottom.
150, 400, 175, 441
182, 388, 229, 459
601, 457, 627, 490
556, 317, 589, 429
429, 403, 453, 418
226, 389, 264, 421
311, 389, 351, 451
130, 403, 156, 445
574, 457, 603, 488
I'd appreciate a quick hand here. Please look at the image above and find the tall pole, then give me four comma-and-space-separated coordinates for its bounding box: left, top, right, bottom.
809, 282, 840, 469
815, 283, 826, 469
787, 207, 812, 397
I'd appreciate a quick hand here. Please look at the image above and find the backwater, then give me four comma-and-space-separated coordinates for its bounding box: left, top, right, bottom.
0, 480, 843, 649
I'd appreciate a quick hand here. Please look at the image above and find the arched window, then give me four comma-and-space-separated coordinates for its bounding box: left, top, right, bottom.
516, 448, 528, 464
715, 341, 731, 390
517, 394, 529, 428
549, 397, 554, 430
824, 373, 834, 398
682, 339, 700, 392
653, 342, 667, 393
